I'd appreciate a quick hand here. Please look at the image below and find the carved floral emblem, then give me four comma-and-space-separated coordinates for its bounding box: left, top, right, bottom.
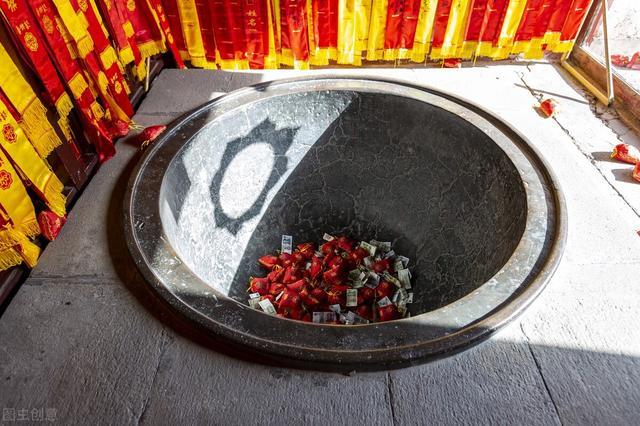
42, 15, 54, 34
24, 32, 38, 51
114, 80, 123, 94
78, 0, 88, 12
2, 123, 16, 143
127, 0, 136, 12
0, 170, 13, 190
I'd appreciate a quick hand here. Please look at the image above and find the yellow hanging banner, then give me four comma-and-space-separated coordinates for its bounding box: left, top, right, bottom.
491, 0, 527, 59
411, 0, 439, 63
0, 102, 66, 218
0, 44, 63, 159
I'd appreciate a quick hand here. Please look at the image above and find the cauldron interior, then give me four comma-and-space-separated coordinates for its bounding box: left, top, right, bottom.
159, 89, 527, 316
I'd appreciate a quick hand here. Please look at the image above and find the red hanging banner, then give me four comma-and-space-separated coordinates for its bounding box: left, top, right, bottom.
0, 0, 72, 118
280, 0, 310, 67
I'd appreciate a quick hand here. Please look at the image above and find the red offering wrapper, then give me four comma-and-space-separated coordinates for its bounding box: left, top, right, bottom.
627, 53, 640, 70
248, 234, 413, 322
37, 211, 67, 241
135, 125, 166, 147
633, 163, 640, 183
611, 54, 630, 67
443, 58, 461, 68
538, 98, 558, 118
611, 144, 640, 165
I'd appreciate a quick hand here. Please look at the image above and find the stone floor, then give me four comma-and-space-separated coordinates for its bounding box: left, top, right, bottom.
1, 63, 640, 425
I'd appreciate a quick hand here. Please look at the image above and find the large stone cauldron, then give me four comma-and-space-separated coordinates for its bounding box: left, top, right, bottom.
124, 77, 566, 371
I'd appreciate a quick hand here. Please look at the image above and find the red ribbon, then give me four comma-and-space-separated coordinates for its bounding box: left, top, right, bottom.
312, 0, 338, 49
280, 0, 309, 62
384, 0, 421, 50
0, 0, 67, 108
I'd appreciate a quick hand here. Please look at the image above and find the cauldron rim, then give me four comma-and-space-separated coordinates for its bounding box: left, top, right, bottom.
124, 76, 566, 371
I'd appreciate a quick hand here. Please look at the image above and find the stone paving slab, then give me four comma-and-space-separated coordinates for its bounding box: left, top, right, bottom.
1, 66, 640, 425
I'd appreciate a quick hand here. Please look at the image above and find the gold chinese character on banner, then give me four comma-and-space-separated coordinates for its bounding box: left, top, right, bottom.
2, 0, 17, 12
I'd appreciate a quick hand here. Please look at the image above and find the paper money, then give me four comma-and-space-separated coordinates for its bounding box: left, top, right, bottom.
329, 304, 341, 313
346, 289, 358, 307
313, 311, 336, 323
259, 299, 276, 315
323, 233, 335, 241
397, 269, 411, 289
359, 241, 377, 256
384, 250, 396, 259
407, 292, 414, 304
397, 255, 409, 267
248, 297, 260, 309
394, 259, 404, 273
365, 271, 380, 288
377, 296, 392, 307
370, 240, 391, 252
281, 235, 293, 254
383, 272, 402, 288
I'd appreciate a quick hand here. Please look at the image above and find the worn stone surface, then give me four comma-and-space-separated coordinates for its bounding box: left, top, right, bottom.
1, 65, 640, 424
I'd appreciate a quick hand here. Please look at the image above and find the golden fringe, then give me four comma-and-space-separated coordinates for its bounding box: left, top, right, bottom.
119, 46, 134, 65
57, 117, 73, 141
90, 101, 105, 120
68, 73, 89, 99
136, 62, 147, 81
99, 46, 119, 70
18, 218, 40, 239
45, 176, 67, 217
0, 227, 21, 251
0, 248, 22, 270
189, 57, 216, 69
20, 99, 62, 158
137, 40, 166, 60
29, 129, 62, 159
18, 238, 40, 268
123, 21, 135, 39
97, 71, 109, 93
55, 93, 74, 119
76, 36, 94, 59
21, 98, 50, 139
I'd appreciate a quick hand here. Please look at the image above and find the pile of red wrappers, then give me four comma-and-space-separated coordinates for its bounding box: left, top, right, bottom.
247, 234, 413, 324
611, 143, 640, 182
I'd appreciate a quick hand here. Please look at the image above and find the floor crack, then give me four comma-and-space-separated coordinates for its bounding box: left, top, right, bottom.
520, 323, 563, 426
136, 327, 169, 425
386, 372, 398, 426
517, 71, 640, 220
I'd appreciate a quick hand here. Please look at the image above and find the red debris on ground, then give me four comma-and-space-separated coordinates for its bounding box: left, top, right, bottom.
633, 163, 640, 183
538, 98, 558, 118
443, 58, 461, 68
611, 143, 640, 164
37, 211, 67, 241
612, 52, 640, 70
134, 125, 166, 147
247, 235, 413, 324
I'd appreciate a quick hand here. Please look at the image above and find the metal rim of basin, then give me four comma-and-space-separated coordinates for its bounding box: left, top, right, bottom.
124, 76, 567, 371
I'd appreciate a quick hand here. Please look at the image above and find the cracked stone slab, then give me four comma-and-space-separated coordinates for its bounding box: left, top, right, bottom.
390, 326, 561, 425
519, 262, 640, 424
137, 333, 393, 425
0, 282, 166, 425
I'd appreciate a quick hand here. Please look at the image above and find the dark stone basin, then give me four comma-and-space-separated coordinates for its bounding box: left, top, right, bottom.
124, 77, 566, 370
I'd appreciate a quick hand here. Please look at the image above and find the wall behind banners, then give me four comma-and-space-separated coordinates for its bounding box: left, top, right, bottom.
169, 0, 594, 70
